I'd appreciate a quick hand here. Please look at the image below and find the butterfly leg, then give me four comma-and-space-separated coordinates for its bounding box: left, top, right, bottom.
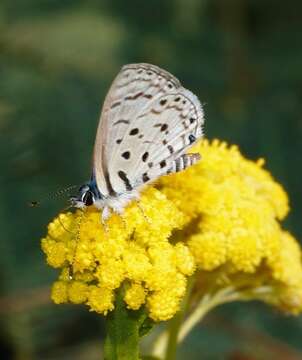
136, 201, 151, 225
119, 213, 127, 231
111, 206, 128, 231
101, 207, 111, 233
167, 153, 201, 174
70, 209, 86, 279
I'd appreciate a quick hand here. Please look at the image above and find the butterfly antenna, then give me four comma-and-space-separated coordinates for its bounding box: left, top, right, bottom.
28, 185, 79, 207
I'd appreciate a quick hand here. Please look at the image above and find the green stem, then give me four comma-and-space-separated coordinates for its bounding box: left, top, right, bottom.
164, 277, 195, 360
104, 291, 142, 360
164, 310, 182, 360
152, 287, 240, 358
178, 285, 273, 343
152, 284, 274, 359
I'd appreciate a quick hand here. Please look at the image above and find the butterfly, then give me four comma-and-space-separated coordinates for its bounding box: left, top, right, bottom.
70, 63, 204, 221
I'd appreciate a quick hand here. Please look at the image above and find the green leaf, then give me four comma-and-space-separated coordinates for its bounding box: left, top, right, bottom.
139, 317, 155, 338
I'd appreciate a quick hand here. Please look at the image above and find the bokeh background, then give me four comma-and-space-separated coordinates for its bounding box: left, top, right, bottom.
1, 1, 301, 359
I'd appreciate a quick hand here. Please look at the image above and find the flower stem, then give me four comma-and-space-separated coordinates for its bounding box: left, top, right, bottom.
164, 277, 195, 360
152, 287, 238, 358
104, 291, 142, 360
153, 284, 274, 358
164, 310, 183, 360
178, 286, 272, 343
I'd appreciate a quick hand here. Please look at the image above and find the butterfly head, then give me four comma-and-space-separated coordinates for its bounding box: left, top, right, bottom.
70, 184, 97, 208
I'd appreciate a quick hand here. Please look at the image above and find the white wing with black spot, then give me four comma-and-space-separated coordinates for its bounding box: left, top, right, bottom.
93, 63, 204, 196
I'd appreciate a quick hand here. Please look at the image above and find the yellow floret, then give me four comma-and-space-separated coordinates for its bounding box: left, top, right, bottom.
174, 243, 196, 276
87, 286, 114, 315
123, 242, 152, 281
227, 227, 263, 272
189, 232, 227, 270
147, 290, 182, 321
41, 239, 67, 268
124, 283, 146, 310
268, 231, 302, 286
68, 281, 89, 304
51, 281, 68, 304
95, 258, 125, 290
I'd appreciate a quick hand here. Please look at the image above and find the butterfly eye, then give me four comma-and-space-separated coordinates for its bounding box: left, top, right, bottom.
82, 191, 94, 206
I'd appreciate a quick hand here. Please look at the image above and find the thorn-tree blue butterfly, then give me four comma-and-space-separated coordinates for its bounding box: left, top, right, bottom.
70, 63, 205, 221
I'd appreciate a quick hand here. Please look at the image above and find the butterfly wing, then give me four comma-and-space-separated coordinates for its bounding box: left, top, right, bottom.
93, 63, 204, 196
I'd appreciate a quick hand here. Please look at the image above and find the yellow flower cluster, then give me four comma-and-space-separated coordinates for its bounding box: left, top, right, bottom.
41, 139, 302, 321
160, 140, 302, 314
42, 187, 195, 321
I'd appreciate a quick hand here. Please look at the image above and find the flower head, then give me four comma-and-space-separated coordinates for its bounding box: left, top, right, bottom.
42, 139, 302, 321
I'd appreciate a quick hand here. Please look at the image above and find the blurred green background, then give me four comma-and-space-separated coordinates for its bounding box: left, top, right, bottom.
0, 1, 301, 359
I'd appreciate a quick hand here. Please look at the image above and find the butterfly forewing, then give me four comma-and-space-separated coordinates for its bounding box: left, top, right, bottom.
93, 63, 204, 196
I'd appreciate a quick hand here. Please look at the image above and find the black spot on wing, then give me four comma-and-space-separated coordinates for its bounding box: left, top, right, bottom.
110, 101, 121, 109
121, 151, 130, 160
125, 92, 153, 101
118, 171, 132, 191
160, 99, 167, 106
125, 92, 143, 101
142, 152, 149, 162
142, 173, 150, 183
129, 128, 139, 136
160, 160, 166, 168
113, 119, 130, 126
168, 145, 174, 154
101, 146, 115, 196
151, 109, 161, 115
154, 123, 168, 132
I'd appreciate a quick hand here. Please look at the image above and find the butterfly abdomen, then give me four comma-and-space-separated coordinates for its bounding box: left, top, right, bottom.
167, 153, 201, 174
